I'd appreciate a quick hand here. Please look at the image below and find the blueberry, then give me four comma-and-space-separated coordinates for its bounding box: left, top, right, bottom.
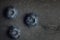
24, 13, 38, 27
4, 6, 17, 19
7, 25, 21, 39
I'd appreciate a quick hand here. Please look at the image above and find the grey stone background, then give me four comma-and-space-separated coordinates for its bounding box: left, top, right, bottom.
0, 0, 60, 40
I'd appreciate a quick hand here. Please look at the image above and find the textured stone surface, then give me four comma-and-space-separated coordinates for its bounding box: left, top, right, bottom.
0, 0, 60, 40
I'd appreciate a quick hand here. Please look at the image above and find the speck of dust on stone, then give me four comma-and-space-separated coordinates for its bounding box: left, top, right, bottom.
7, 25, 21, 39
24, 13, 38, 27
4, 6, 17, 19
